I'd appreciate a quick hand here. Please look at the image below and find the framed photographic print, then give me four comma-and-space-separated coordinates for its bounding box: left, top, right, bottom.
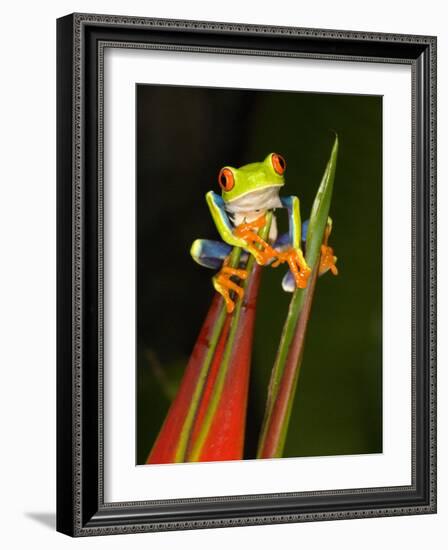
57, 13, 437, 536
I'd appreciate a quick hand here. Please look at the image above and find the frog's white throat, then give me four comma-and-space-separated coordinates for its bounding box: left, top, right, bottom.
225, 185, 281, 241
224, 185, 282, 223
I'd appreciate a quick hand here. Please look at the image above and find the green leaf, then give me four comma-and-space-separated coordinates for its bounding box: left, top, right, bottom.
306, 135, 339, 267
257, 136, 338, 459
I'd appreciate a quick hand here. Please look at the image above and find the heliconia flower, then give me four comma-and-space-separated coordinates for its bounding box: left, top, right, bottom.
146, 293, 224, 464
257, 136, 339, 459
147, 215, 272, 464
186, 264, 262, 462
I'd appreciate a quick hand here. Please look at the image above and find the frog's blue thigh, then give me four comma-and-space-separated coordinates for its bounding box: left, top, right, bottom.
302, 219, 309, 243
273, 232, 291, 249
190, 239, 232, 269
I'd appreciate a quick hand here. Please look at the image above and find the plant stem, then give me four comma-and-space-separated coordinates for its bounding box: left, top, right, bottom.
257, 136, 338, 459
172, 247, 241, 462
257, 264, 318, 458
187, 212, 272, 461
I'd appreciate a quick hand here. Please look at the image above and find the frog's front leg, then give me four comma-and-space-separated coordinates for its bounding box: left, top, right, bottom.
190, 238, 248, 314
272, 247, 311, 289
280, 218, 338, 292
272, 196, 312, 288
232, 214, 279, 266
299, 218, 338, 276
206, 191, 274, 265
318, 218, 338, 276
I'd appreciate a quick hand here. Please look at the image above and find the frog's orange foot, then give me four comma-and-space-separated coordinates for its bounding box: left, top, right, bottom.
233, 214, 267, 236
213, 266, 248, 314
272, 248, 312, 289
319, 244, 338, 276
251, 244, 280, 266
234, 215, 278, 266
295, 266, 312, 288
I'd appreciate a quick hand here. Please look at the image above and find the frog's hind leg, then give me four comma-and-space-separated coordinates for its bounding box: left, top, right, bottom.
190, 239, 248, 313
273, 232, 291, 251
281, 271, 295, 293
190, 239, 232, 269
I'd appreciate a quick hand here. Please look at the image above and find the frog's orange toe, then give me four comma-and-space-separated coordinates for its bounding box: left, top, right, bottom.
319, 245, 338, 276
233, 215, 278, 265
213, 277, 237, 313
233, 214, 267, 237
272, 248, 311, 289
213, 264, 248, 313
295, 267, 312, 288
221, 265, 248, 280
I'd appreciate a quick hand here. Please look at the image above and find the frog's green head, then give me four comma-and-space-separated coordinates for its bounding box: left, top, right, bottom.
218, 153, 286, 204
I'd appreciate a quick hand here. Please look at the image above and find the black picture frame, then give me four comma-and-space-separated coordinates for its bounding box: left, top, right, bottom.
57, 13, 437, 537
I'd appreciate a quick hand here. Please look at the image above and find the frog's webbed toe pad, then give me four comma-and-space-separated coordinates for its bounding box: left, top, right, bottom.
282, 271, 295, 293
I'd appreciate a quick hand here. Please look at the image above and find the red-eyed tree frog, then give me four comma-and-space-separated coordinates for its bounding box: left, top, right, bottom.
190, 153, 337, 313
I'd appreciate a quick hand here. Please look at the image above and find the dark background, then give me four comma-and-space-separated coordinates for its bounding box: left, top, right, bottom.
136, 84, 382, 464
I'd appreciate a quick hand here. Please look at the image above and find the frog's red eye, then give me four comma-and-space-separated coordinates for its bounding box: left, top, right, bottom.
272, 153, 286, 175
218, 168, 235, 192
